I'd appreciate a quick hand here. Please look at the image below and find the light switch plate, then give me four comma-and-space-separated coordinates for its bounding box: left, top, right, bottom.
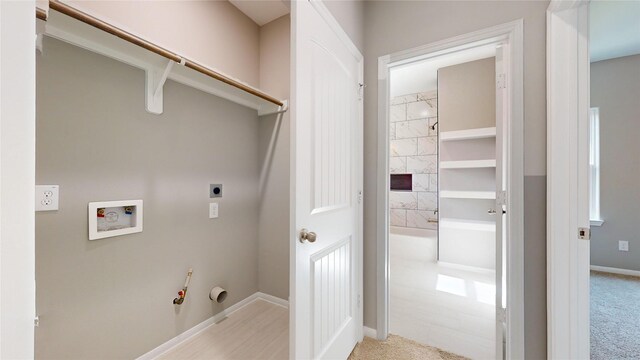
209, 203, 219, 219
35, 185, 59, 211
619, 240, 629, 252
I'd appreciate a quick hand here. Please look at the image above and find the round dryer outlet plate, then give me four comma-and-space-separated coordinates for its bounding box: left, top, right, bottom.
209, 184, 222, 198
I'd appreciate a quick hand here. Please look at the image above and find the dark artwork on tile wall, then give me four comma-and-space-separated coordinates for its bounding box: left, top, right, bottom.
390, 174, 412, 191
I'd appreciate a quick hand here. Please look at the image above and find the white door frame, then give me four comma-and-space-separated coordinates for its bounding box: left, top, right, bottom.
546, 1, 591, 359
376, 20, 525, 359
0, 1, 37, 359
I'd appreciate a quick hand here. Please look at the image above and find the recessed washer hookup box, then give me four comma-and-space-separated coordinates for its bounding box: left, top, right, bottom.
88, 200, 143, 240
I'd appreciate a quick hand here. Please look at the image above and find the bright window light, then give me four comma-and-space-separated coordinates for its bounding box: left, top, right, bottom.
590, 108, 601, 222
474, 281, 496, 305
436, 274, 467, 297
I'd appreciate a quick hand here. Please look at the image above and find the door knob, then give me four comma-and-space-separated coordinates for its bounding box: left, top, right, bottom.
299, 228, 317, 243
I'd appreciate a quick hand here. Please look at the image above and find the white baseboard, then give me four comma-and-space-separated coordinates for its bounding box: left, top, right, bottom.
590, 265, 640, 277
256, 291, 289, 308
437, 261, 495, 275
136, 292, 289, 360
363, 326, 377, 339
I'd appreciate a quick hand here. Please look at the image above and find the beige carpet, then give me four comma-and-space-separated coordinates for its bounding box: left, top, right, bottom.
349, 334, 468, 360
591, 270, 640, 359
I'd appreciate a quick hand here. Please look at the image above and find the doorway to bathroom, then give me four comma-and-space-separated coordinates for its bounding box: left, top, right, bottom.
377, 21, 525, 359
389, 45, 498, 360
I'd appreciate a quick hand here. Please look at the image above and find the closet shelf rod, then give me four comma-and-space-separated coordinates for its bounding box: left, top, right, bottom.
38, 1, 284, 107
36, 7, 47, 21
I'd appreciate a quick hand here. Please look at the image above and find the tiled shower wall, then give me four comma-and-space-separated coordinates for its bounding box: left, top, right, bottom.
389, 91, 438, 229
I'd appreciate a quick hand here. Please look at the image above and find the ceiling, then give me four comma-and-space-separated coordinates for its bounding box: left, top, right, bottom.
390, 44, 496, 98
590, 0, 640, 62
229, 0, 290, 26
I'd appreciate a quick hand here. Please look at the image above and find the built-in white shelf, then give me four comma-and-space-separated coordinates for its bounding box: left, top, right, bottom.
439, 218, 496, 232
440, 127, 496, 141
37, 6, 287, 116
440, 159, 496, 169
440, 190, 496, 199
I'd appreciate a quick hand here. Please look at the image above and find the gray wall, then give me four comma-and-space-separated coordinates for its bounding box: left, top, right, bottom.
362, 1, 549, 358
257, 15, 291, 300
36, 38, 260, 359
590, 54, 640, 271
438, 57, 496, 132
523, 176, 548, 360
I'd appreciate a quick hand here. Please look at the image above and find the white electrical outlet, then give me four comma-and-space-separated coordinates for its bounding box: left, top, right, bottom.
619, 241, 629, 252
35, 185, 59, 211
209, 203, 219, 219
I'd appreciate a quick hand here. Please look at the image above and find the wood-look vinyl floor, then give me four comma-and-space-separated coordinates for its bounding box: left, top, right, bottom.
159, 299, 288, 360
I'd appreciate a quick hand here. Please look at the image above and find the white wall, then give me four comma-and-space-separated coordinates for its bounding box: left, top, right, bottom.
0, 1, 36, 358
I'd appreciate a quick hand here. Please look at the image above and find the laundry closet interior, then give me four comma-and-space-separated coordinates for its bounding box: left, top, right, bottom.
34, 1, 291, 359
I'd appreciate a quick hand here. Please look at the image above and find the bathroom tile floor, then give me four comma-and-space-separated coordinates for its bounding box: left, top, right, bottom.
159, 299, 288, 360
390, 232, 496, 359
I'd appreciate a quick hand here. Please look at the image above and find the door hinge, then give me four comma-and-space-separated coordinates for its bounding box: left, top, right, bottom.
496, 191, 507, 206
358, 83, 365, 99
357, 190, 363, 204
34, 316, 40, 327
357, 294, 361, 308
578, 227, 591, 240
497, 308, 507, 323
497, 73, 507, 89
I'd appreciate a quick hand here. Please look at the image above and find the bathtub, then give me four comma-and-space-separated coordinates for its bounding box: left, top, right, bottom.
389, 226, 438, 262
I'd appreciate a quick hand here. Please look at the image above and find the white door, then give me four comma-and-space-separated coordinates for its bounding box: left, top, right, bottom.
291, 0, 363, 359
495, 44, 508, 360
